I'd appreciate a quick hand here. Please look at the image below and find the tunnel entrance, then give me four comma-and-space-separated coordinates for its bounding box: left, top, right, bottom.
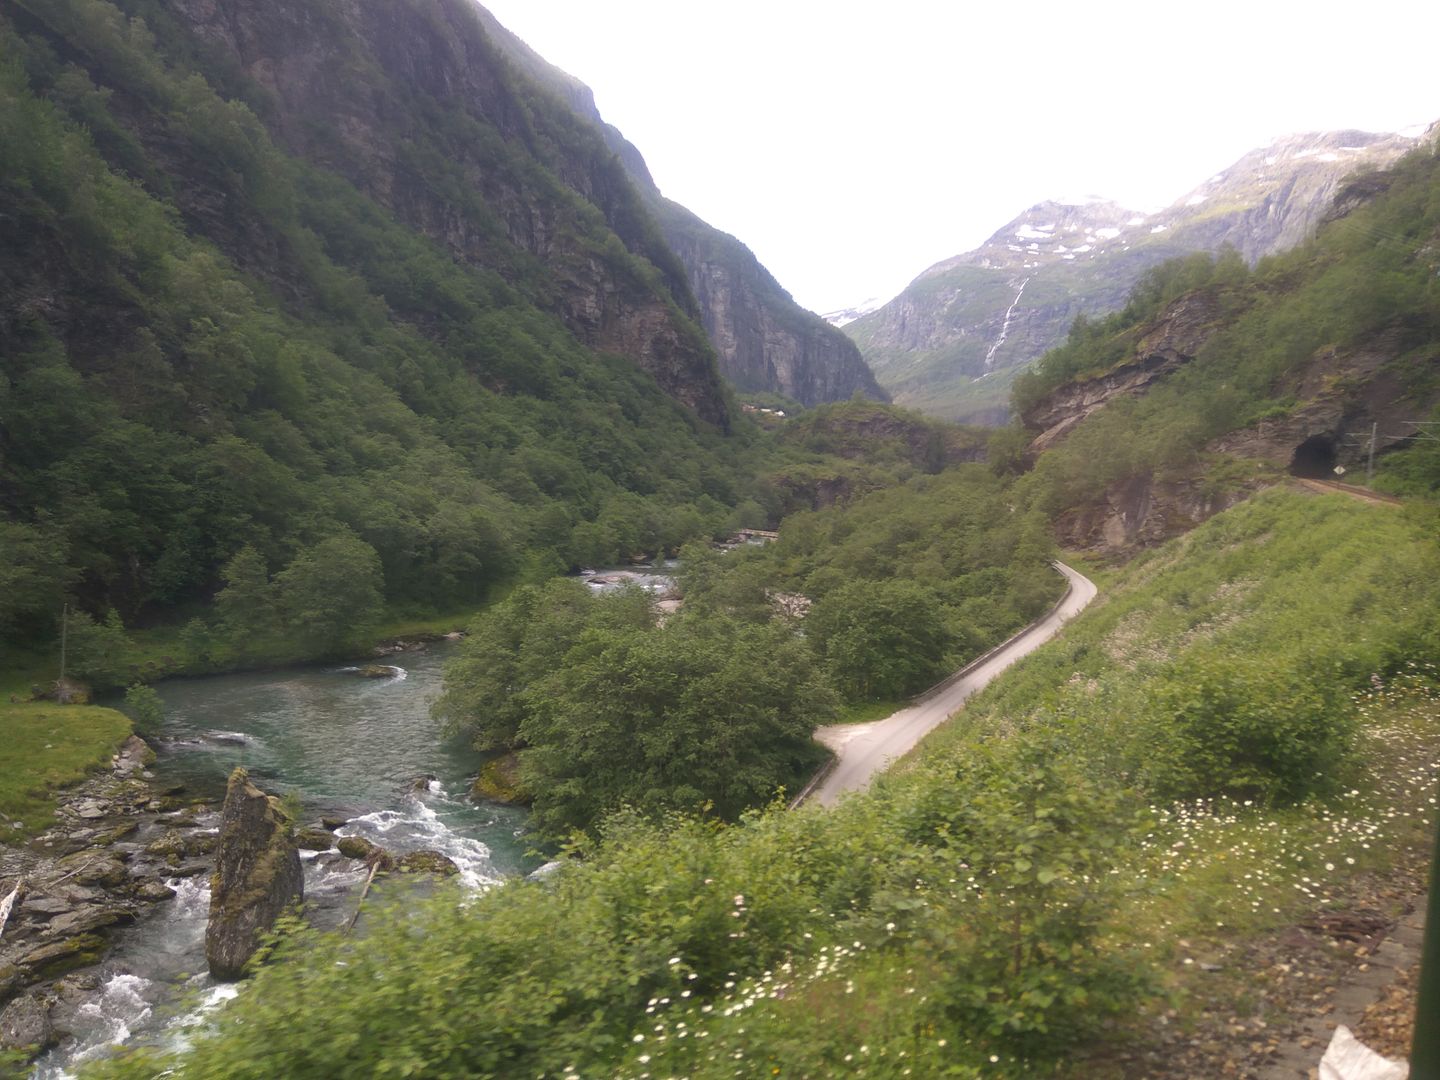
1288, 434, 1338, 478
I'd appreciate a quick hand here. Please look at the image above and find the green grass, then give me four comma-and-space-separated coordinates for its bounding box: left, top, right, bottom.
0, 703, 132, 837
368, 606, 478, 642
831, 698, 907, 726
0, 646, 54, 701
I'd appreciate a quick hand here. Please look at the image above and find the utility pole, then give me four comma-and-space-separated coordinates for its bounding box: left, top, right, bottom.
1412, 819, 1440, 1078
59, 602, 69, 685
1340, 420, 1440, 488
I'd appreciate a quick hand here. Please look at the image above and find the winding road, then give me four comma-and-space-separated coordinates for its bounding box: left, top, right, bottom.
804, 561, 1098, 807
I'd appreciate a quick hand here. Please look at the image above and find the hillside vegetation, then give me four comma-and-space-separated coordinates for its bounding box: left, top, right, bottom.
0, 0, 813, 680
437, 463, 1060, 839
88, 490, 1440, 1078
1012, 136, 1440, 518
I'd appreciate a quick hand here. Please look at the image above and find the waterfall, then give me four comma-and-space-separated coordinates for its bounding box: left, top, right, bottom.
983, 277, 1031, 369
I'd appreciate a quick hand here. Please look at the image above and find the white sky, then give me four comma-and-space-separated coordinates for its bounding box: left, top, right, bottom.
479, 0, 1440, 314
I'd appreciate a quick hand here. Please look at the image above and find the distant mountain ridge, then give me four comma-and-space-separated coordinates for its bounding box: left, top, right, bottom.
845, 129, 1419, 423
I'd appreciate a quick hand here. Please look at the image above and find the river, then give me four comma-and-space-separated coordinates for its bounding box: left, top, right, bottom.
35, 641, 532, 1077
35, 566, 680, 1076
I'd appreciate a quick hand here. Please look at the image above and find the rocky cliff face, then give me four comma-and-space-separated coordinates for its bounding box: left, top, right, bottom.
206, 769, 303, 981
657, 201, 888, 405
1022, 290, 1224, 453
160, 0, 730, 426
1023, 269, 1436, 558
848, 130, 1417, 423
475, 9, 887, 406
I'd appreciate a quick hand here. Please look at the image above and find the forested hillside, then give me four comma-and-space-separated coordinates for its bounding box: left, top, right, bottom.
0, 0, 766, 670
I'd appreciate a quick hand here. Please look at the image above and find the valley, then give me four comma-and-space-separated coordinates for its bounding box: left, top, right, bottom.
2, 0, 1439, 1076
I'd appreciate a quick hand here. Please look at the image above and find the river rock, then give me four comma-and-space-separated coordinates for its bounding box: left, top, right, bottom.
17, 934, 106, 979
53, 853, 128, 888
145, 830, 189, 858
71, 800, 110, 820
397, 850, 459, 877
19, 897, 73, 919
113, 735, 157, 776
0, 991, 56, 1057
336, 835, 377, 861
134, 880, 177, 902
470, 753, 531, 806
44, 905, 134, 938
95, 821, 139, 844
205, 768, 303, 981
295, 828, 335, 851
320, 816, 349, 831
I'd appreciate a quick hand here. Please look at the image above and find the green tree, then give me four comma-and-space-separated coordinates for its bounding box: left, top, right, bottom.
65, 609, 136, 688
215, 545, 276, 642
273, 534, 384, 652
434, 578, 651, 751
0, 521, 72, 645
807, 578, 951, 700
519, 613, 834, 837
123, 682, 164, 728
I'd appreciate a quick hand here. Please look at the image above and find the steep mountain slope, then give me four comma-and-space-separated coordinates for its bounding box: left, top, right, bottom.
848, 130, 1418, 423
0, 0, 772, 649
476, 9, 889, 406
1011, 128, 1440, 554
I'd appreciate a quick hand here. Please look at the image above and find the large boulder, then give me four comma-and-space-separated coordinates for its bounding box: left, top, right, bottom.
205, 769, 303, 981
0, 992, 57, 1058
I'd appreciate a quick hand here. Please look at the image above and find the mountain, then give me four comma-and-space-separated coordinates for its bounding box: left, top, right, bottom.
1009, 125, 1440, 555
0, 0, 787, 644
846, 129, 1419, 423
474, 11, 889, 406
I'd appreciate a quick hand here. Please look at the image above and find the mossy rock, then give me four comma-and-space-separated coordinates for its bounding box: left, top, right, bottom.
18, 934, 107, 979
336, 835, 378, 860
95, 821, 139, 845
145, 831, 188, 858
0, 963, 20, 1006
397, 850, 459, 877
470, 753, 532, 806
295, 828, 335, 851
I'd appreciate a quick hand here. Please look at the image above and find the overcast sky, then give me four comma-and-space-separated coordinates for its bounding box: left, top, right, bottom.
479, 0, 1440, 314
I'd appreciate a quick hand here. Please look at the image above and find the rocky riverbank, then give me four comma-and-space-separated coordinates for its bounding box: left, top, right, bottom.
0, 734, 216, 1061
1, 741, 474, 1066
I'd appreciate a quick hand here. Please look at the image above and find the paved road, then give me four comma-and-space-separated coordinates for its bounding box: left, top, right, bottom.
806, 561, 1098, 807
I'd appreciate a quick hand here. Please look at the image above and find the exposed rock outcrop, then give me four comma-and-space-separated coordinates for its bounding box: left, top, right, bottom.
653, 200, 889, 405
1029, 307, 1436, 557
472, 8, 887, 406
205, 769, 303, 981
1022, 291, 1224, 453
